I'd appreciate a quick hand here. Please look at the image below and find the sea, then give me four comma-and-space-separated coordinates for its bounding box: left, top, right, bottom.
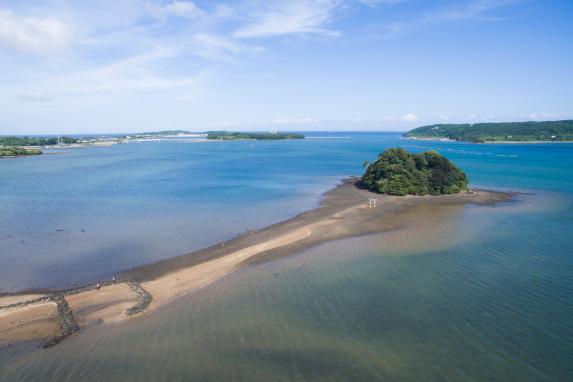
1, 132, 572, 381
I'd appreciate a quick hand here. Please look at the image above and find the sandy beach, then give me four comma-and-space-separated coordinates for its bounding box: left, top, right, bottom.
0, 179, 517, 347
0, 302, 60, 346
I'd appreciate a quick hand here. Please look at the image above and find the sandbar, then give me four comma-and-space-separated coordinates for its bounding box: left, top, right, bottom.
0, 179, 518, 347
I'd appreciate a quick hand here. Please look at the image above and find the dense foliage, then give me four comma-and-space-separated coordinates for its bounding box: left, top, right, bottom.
207, 131, 305, 140
0, 136, 79, 146
0, 147, 42, 157
405, 120, 573, 142
361, 148, 468, 196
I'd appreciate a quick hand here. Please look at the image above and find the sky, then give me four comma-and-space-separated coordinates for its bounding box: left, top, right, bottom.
0, 0, 572, 134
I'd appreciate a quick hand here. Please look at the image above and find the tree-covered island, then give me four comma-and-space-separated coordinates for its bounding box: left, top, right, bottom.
405, 120, 573, 143
206, 131, 305, 140
361, 148, 468, 196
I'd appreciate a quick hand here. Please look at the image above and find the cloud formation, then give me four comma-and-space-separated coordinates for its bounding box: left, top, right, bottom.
383, 0, 522, 38
0, 0, 563, 134
160, 1, 205, 19
0, 8, 73, 54
385, 113, 419, 122
234, 0, 344, 38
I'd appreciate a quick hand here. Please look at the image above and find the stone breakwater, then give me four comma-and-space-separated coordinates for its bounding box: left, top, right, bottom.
126, 281, 153, 316
0, 279, 153, 348
0, 296, 48, 311
43, 296, 79, 348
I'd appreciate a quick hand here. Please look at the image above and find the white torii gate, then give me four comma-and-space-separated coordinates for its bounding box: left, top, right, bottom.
368, 198, 377, 207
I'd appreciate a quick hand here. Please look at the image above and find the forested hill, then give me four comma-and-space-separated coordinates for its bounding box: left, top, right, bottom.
361, 148, 468, 196
405, 120, 573, 143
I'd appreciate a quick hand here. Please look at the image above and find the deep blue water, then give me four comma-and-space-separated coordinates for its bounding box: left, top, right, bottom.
1, 132, 573, 381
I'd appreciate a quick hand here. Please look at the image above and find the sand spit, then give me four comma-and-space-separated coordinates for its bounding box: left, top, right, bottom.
0, 179, 518, 348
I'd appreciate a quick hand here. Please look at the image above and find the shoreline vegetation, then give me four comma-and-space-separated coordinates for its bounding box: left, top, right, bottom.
0, 177, 517, 349
5, 119, 573, 159
0, 131, 306, 159
0, 147, 42, 158
405, 120, 573, 143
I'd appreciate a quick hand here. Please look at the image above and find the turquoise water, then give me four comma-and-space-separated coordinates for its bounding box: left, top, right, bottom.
1, 133, 573, 380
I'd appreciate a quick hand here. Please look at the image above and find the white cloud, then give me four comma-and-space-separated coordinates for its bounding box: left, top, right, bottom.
211, 117, 322, 128
459, 114, 499, 122
190, 33, 263, 62
429, 0, 520, 22
401, 113, 419, 122
356, 0, 406, 5
234, 0, 344, 38
17, 91, 57, 102
524, 113, 567, 121
0, 8, 73, 54
385, 113, 419, 122
8, 46, 210, 103
383, 0, 522, 38
149, 1, 205, 20
270, 117, 321, 124
164, 1, 204, 18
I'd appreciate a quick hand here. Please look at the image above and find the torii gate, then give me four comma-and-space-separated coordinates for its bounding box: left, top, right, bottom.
368, 198, 377, 207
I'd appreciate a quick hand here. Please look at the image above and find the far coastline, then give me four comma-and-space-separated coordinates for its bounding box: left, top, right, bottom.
405, 119, 573, 143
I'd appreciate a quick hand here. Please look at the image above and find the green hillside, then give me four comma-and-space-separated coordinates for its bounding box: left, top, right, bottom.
405, 120, 573, 143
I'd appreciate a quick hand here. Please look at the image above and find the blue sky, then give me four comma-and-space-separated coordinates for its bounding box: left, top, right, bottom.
0, 0, 572, 134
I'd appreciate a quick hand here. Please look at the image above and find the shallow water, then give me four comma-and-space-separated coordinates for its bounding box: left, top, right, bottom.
1, 133, 572, 380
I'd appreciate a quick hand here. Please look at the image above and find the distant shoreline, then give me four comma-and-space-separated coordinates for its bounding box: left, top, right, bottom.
405, 136, 573, 144
404, 120, 573, 143
0, 179, 518, 348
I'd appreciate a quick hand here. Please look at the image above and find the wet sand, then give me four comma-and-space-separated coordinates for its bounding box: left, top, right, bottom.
0, 179, 517, 347
66, 283, 139, 326
0, 295, 45, 307
0, 302, 60, 346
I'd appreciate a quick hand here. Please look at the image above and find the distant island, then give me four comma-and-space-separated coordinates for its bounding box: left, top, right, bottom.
125, 130, 203, 138
0, 130, 306, 159
0, 146, 42, 158
405, 120, 573, 143
206, 131, 305, 140
0, 136, 79, 147
361, 148, 468, 196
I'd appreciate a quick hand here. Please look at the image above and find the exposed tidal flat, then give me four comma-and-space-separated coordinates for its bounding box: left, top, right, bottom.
0, 180, 513, 347
1, 132, 573, 380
